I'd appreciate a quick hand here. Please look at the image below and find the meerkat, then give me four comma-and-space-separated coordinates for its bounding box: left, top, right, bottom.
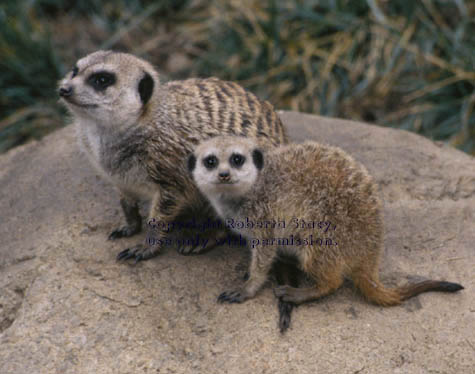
188, 136, 464, 309
58, 50, 287, 261
58, 50, 297, 329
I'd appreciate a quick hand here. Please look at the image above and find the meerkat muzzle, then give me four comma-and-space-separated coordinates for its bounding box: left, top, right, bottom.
59, 86, 73, 98
218, 171, 231, 182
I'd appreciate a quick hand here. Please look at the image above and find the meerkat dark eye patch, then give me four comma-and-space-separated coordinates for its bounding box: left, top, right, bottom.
252, 149, 264, 170
203, 155, 219, 170
72, 66, 79, 78
87, 71, 116, 91
187, 154, 196, 173
230, 153, 246, 168
138, 72, 154, 105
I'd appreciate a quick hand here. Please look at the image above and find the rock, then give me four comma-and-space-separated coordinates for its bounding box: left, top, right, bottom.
0, 112, 473, 373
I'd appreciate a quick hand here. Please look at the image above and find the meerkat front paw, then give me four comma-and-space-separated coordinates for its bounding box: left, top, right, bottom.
177, 240, 218, 256
274, 285, 295, 302
177, 243, 199, 255
116, 243, 160, 263
176, 230, 228, 256
217, 288, 251, 304
108, 225, 141, 240
274, 285, 310, 304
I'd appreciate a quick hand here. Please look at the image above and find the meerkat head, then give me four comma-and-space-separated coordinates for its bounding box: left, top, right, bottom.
188, 136, 264, 199
58, 50, 158, 128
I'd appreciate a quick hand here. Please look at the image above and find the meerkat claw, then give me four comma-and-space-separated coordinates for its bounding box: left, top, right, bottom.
116, 244, 158, 262
176, 243, 186, 254
116, 248, 137, 261
176, 243, 199, 256
108, 225, 140, 240
177, 238, 220, 256
217, 290, 247, 303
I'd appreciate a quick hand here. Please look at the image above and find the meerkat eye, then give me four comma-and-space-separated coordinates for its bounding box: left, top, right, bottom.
87, 71, 116, 91
203, 155, 218, 170
72, 66, 79, 78
230, 153, 245, 167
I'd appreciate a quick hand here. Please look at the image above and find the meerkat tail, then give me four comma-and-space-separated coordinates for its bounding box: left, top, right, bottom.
353, 274, 464, 307
396, 280, 464, 301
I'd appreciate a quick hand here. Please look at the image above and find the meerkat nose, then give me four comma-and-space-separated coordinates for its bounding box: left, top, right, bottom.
219, 171, 231, 182
59, 86, 73, 98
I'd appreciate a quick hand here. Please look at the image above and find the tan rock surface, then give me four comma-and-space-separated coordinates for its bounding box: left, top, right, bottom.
0, 112, 474, 373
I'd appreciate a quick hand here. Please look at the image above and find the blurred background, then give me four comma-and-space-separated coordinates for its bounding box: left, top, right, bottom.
0, 0, 474, 155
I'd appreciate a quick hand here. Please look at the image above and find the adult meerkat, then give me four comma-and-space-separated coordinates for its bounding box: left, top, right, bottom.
58, 50, 288, 262
188, 136, 464, 307
59, 50, 297, 331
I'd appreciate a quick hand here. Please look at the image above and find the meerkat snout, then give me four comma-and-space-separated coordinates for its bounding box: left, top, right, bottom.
59, 86, 73, 98
218, 170, 231, 182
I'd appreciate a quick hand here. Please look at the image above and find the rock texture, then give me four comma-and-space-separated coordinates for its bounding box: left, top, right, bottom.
0, 111, 474, 374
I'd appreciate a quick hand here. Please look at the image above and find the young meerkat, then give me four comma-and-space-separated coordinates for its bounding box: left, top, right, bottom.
188, 136, 464, 307
58, 50, 288, 262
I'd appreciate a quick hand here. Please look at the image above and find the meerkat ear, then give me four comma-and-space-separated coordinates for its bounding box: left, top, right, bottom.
252, 149, 264, 170
138, 72, 154, 105
187, 154, 197, 173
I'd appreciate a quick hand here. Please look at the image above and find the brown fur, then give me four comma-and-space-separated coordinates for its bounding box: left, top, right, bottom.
190, 136, 464, 307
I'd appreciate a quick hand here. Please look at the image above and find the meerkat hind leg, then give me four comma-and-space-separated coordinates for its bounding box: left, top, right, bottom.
274, 270, 344, 305
108, 197, 142, 240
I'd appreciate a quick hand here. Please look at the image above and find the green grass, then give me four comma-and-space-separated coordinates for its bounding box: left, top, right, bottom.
0, 1, 66, 152
0, 0, 474, 154
182, 0, 475, 154
0, 0, 189, 152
